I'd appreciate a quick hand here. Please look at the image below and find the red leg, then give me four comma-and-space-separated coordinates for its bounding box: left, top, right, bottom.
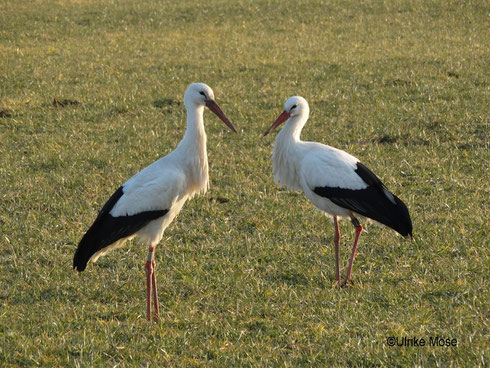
145, 259, 153, 321
145, 246, 156, 321
151, 259, 160, 321
342, 219, 363, 287
333, 216, 341, 284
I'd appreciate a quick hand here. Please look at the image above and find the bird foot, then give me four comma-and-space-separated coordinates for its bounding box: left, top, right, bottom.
340, 279, 354, 288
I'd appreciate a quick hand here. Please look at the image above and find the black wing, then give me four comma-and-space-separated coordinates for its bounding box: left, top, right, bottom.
313, 163, 413, 237
73, 186, 168, 271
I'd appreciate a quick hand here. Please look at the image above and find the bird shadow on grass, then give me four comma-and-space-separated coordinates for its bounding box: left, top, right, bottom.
263, 270, 310, 287
153, 98, 181, 109
51, 98, 80, 108
0, 109, 12, 118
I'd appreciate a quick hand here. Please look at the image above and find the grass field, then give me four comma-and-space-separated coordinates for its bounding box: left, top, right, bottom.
0, 0, 488, 366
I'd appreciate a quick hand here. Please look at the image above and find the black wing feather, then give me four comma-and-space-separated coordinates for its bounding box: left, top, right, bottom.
313, 163, 413, 237
73, 186, 168, 271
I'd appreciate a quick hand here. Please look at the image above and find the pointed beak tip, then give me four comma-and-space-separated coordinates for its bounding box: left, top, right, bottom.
263, 110, 289, 138
206, 99, 236, 133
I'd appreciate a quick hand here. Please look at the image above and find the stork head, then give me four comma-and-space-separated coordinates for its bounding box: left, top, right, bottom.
263, 96, 309, 136
184, 83, 237, 133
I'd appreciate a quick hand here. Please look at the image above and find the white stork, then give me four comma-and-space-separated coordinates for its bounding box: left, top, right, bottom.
264, 96, 412, 287
73, 83, 237, 321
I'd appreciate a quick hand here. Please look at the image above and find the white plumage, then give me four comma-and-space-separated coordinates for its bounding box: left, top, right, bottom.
264, 96, 412, 286
74, 83, 236, 320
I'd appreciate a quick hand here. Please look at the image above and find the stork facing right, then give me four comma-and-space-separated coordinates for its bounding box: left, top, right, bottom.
73, 83, 237, 320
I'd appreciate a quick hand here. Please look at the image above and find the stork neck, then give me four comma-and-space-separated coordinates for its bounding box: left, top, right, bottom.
279, 113, 307, 143
169, 103, 209, 193
271, 114, 307, 192
179, 104, 207, 155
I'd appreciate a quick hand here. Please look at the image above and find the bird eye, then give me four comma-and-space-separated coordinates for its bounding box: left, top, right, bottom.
199, 91, 206, 97
290, 104, 298, 112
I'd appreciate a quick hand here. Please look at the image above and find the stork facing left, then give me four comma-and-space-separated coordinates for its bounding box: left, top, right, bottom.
264, 96, 412, 286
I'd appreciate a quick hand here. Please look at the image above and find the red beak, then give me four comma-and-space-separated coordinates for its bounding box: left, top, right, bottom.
205, 99, 237, 133
263, 111, 290, 136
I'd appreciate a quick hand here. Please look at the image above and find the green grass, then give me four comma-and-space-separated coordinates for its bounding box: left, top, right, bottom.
0, 0, 488, 366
